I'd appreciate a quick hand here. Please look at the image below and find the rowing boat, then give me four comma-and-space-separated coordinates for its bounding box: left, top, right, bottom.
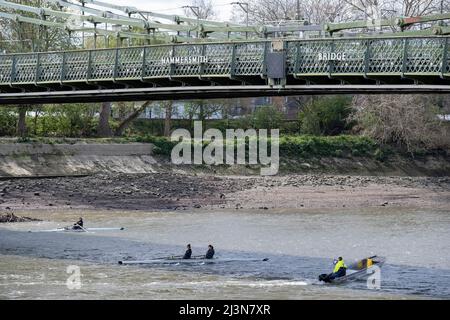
318, 255, 386, 284
118, 257, 269, 265
28, 227, 125, 233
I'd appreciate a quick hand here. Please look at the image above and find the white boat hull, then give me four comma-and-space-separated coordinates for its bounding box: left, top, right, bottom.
118, 257, 269, 265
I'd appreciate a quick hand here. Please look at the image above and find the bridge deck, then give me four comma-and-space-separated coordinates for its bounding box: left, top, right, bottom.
0, 37, 449, 104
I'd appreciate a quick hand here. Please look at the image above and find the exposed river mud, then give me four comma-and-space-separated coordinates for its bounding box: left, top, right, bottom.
0, 173, 448, 211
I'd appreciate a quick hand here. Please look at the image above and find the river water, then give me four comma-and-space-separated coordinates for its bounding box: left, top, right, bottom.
1, 207, 449, 299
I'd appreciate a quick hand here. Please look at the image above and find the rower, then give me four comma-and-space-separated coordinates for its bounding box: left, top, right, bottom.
73, 217, 83, 230
205, 244, 215, 259
330, 256, 347, 279
183, 244, 192, 259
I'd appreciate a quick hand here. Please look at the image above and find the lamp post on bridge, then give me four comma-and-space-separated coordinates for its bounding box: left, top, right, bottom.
182, 5, 200, 38
231, 2, 249, 39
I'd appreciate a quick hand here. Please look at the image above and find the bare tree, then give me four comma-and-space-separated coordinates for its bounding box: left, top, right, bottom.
351, 95, 450, 153
163, 101, 174, 137
246, 0, 444, 26
343, 0, 444, 20
399, 0, 441, 16
183, 0, 216, 19
184, 100, 224, 121
247, 0, 295, 23
301, 0, 351, 23
114, 101, 153, 136
247, 0, 351, 24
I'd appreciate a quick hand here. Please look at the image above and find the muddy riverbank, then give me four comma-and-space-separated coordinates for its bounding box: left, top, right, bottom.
0, 173, 448, 211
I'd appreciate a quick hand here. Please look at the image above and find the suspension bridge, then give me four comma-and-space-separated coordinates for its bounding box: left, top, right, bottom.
0, 0, 449, 104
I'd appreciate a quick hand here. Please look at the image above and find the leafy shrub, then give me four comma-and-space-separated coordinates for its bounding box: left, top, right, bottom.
299, 96, 353, 135
134, 135, 177, 155
0, 108, 16, 136
279, 135, 378, 158
252, 105, 284, 129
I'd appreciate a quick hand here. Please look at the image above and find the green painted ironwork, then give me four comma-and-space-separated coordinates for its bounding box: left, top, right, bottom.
0, 0, 249, 45
325, 13, 450, 34
0, 36, 449, 90
1, 0, 449, 47
324, 18, 396, 34
396, 13, 450, 28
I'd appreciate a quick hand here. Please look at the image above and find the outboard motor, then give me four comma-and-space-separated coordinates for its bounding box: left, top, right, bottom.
318, 273, 332, 283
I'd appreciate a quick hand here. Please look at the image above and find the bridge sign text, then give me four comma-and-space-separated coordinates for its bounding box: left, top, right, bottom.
161, 56, 209, 64
317, 52, 347, 61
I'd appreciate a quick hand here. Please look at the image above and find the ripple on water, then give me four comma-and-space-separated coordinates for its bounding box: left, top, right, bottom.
1, 207, 449, 299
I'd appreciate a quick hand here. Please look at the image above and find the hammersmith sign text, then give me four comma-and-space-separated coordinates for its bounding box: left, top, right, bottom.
161, 56, 209, 64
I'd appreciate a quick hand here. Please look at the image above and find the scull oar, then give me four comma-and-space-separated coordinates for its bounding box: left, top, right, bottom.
28, 227, 125, 233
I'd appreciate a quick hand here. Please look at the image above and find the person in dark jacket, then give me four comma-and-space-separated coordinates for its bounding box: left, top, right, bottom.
73, 217, 83, 230
183, 244, 192, 259
205, 245, 215, 259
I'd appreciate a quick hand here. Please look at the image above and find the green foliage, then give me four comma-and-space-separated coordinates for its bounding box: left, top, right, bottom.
234, 116, 253, 131
231, 105, 284, 132
134, 135, 177, 155
131, 119, 192, 136
251, 105, 284, 129
26, 104, 99, 137
281, 121, 300, 135
130, 134, 379, 159
130, 116, 296, 137
182, 100, 223, 121
0, 108, 16, 136
279, 135, 378, 158
373, 148, 387, 161
299, 96, 353, 135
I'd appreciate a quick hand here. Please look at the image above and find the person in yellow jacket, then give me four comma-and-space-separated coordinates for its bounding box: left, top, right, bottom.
330, 256, 347, 280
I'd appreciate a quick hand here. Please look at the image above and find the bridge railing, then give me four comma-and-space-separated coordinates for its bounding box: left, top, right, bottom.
286, 37, 449, 76
0, 41, 269, 85
0, 37, 449, 88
